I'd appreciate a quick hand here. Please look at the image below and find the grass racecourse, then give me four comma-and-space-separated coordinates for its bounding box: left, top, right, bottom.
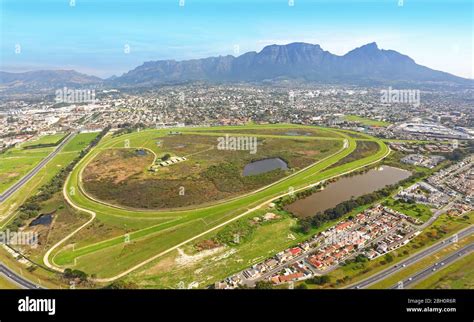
38, 124, 390, 282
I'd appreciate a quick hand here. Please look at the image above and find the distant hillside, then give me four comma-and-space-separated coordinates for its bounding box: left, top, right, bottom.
0, 70, 102, 91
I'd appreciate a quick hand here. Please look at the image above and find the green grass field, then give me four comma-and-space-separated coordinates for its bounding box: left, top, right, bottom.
383, 198, 433, 223
0, 147, 53, 194
0, 133, 72, 194
344, 115, 392, 127
21, 133, 66, 148
44, 124, 390, 283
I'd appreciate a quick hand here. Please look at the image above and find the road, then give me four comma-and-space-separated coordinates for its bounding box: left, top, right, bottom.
0, 132, 75, 204
349, 225, 473, 289
389, 242, 473, 289
0, 262, 42, 289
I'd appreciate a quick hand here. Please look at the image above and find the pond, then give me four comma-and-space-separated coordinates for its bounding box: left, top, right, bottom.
243, 158, 289, 176
29, 213, 53, 226
285, 166, 411, 218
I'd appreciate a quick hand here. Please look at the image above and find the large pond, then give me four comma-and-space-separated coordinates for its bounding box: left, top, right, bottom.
243, 158, 289, 176
285, 166, 411, 218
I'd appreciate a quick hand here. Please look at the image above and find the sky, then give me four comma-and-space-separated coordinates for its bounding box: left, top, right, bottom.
1, 0, 472, 79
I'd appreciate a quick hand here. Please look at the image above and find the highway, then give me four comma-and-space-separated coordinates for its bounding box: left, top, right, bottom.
389, 242, 473, 289
0, 132, 75, 204
0, 262, 42, 289
349, 225, 473, 289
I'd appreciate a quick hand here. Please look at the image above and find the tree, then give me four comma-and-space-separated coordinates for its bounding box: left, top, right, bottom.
255, 281, 274, 289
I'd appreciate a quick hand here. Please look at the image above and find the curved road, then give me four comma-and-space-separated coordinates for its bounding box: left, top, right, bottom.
0, 132, 75, 204
349, 225, 473, 289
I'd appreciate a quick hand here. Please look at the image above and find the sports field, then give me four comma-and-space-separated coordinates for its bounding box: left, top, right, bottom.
41, 124, 390, 282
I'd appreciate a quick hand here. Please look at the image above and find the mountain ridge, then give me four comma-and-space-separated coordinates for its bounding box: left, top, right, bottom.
1, 43, 471, 90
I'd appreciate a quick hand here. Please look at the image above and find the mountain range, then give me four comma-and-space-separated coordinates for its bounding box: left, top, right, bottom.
1, 42, 471, 90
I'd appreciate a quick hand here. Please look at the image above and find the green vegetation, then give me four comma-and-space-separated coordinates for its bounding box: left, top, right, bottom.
412, 252, 474, 289
43, 124, 390, 282
5, 128, 108, 231
383, 198, 432, 223
0, 275, 19, 289
344, 115, 391, 127
0, 146, 53, 194
82, 131, 341, 209
327, 140, 380, 169
21, 133, 67, 149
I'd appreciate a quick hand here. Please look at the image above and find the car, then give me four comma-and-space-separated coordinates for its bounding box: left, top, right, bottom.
432, 268, 437, 271
440, 262, 445, 266
408, 277, 413, 281
442, 241, 446, 244
402, 264, 406, 267
434, 263, 439, 266
458, 253, 462, 257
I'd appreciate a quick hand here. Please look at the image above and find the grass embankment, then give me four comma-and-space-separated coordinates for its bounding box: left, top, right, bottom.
412, 252, 474, 289
0, 274, 20, 289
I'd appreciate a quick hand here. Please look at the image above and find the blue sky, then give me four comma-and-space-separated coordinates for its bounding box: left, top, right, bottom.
1, 0, 472, 78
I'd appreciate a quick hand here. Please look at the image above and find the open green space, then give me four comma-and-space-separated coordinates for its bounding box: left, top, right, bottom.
344, 115, 391, 127
21, 133, 66, 149
46, 124, 390, 281
83, 133, 340, 209
0, 133, 70, 194
383, 198, 433, 223
0, 147, 53, 194
0, 132, 102, 226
